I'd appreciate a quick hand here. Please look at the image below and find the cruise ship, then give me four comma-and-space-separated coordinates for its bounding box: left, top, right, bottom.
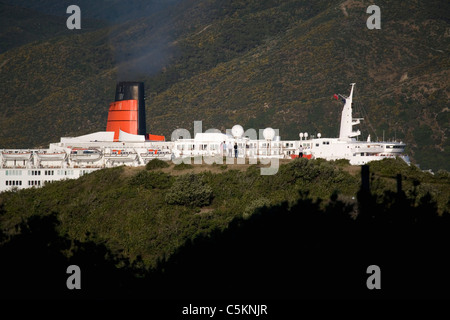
0, 82, 409, 192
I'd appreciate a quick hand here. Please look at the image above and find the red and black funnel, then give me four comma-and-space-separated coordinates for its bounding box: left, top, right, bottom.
106, 81, 146, 140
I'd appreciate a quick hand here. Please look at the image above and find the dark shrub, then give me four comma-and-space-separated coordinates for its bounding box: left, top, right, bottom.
130, 171, 173, 189
165, 173, 213, 207
146, 159, 170, 170
173, 163, 193, 170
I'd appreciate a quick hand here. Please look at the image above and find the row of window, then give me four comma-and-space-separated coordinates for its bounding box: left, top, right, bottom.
5, 180, 22, 186
30, 180, 54, 186
5, 170, 76, 176
4, 170, 94, 186
177, 143, 294, 150
32, 170, 74, 176
314, 141, 331, 147
284, 143, 294, 148
5, 180, 44, 186
5, 170, 22, 176
5, 180, 51, 186
353, 153, 381, 156
57, 170, 74, 176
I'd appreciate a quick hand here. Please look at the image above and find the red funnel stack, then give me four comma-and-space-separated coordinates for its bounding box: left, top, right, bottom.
106, 100, 139, 140
106, 82, 165, 141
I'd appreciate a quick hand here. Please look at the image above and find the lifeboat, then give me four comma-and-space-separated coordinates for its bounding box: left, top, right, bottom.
141, 149, 171, 159
1, 152, 32, 160
104, 151, 137, 162
140, 149, 158, 159
36, 152, 67, 161
70, 149, 102, 162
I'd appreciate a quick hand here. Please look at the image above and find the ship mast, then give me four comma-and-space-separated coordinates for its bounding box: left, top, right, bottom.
338, 83, 362, 141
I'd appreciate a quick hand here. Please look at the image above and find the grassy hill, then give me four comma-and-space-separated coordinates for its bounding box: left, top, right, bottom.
0, 0, 448, 171
0, 158, 448, 268
0, 158, 449, 299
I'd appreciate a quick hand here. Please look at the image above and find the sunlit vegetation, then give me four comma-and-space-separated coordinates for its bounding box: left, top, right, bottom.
0, 0, 448, 173
0, 158, 448, 270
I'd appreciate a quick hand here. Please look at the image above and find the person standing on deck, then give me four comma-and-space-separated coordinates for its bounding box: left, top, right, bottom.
222, 141, 226, 156
299, 145, 303, 158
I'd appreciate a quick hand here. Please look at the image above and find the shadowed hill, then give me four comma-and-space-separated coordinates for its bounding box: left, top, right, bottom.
0, 2, 107, 53
0, 0, 184, 23
0, 1, 448, 166
0, 159, 449, 299
0, 213, 142, 299
0, 158, 448, 271
0, 162, 449, 299
152, 185, 450, 300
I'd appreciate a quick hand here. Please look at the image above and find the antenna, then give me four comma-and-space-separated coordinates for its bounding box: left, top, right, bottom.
349, 83, 356, 101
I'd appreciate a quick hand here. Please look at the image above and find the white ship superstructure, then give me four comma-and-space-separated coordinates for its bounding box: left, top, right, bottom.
297, 83, 409, 165
0, 83, 409, 192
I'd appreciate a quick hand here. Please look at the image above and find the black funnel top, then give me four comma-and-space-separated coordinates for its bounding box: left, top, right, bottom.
115, 81, 146, 135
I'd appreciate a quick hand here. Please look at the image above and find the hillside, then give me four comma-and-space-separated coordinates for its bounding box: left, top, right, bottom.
0, 158, 448, 268
0, 2, 107, 53
0, 0, 448, 171
0, 158, 449, 299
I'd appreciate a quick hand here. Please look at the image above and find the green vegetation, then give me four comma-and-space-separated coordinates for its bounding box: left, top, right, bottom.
0, 159, 448, 270
0, 158, 449, 299
242, 197, 270, 219
165, 173, 213, 208
0, 0, 448, 172
129, 170, 174, 189
145, 158, 170, 170
173, 163, 194, 170
1, 0, 449, 300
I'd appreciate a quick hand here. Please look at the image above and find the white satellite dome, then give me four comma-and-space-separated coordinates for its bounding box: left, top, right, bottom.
231, 124, 244, 138
263, 127, 276, 140
317, 133, 322, 138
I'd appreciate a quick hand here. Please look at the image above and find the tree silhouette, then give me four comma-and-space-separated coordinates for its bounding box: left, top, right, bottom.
1, 165, 449, 299
151, 165, 450, 299
0, 213, 144, 299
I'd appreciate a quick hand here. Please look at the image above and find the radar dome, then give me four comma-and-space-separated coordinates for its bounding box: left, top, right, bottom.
231, 125, 244, 138
263, 127, 276, 140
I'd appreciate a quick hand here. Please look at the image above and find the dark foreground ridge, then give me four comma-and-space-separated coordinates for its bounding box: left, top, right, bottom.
0, 162, 449, 300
